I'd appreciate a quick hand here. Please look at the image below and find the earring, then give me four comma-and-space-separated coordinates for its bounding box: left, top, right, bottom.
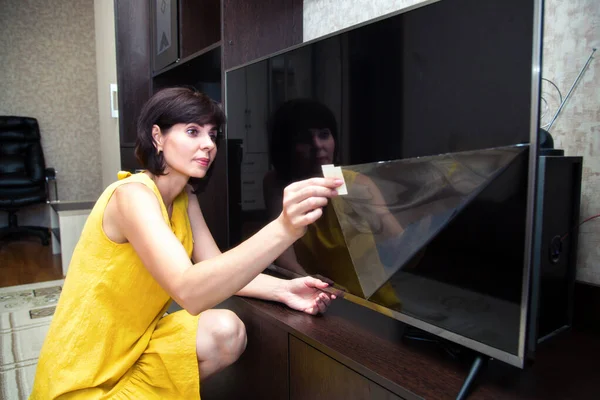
157, 148, 162, 155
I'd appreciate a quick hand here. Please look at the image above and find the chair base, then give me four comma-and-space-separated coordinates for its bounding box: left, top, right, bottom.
0, 225, 50, 246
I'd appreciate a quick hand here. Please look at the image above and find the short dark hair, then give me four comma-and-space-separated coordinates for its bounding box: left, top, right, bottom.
268, 98, 338, 182
135, 86, 226, 176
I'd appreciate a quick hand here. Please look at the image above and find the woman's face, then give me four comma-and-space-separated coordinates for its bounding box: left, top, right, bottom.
292, 128, 336, 176
154, 122, 218, 178
310, 128, 335, 165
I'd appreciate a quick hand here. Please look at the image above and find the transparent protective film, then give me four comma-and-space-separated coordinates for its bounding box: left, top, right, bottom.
330, 145, 527, 298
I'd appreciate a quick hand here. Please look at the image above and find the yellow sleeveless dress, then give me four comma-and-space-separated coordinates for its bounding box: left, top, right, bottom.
30, 172, 201, 399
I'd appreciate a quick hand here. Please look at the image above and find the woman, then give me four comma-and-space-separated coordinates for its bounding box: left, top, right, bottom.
30, 87, 342, 399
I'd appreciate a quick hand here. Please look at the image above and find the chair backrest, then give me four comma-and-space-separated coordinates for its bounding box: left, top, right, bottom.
0, 116, 46, 185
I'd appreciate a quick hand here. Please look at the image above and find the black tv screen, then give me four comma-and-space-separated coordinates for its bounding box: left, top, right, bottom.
225, 0, 540, 368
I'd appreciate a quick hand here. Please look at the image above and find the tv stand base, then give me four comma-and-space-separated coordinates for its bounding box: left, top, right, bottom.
456, 354, 489, 400
402, 326, 490, 399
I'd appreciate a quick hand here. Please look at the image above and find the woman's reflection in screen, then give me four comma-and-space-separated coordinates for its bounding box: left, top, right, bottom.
263, 99, 403, 308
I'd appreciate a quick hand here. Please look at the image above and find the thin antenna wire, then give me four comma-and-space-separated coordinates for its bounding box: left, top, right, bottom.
547, 48, 596, 132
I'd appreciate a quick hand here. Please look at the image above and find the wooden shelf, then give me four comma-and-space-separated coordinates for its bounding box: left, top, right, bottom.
152, 40, 222, 79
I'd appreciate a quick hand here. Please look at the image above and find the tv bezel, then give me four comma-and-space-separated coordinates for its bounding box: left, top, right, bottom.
223, 0, 544, 369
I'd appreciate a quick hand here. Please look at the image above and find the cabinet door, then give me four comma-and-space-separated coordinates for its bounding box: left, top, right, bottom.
290, 336, 404, 400
222, 0, 303, 70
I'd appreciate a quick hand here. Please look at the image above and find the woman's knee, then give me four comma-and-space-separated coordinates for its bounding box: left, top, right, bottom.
212, 310, 247, 355
198, 309, 247, 361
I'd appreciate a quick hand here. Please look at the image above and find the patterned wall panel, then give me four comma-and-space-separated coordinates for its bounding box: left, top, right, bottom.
0, 0, 102, 202
542, 0, 599, 285
303, 0, 430, 42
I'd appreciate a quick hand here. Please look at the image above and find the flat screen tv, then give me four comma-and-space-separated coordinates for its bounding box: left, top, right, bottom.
224, 0, 543, 370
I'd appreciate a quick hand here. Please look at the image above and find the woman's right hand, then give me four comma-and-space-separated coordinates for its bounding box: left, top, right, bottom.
277, 177, 343, 239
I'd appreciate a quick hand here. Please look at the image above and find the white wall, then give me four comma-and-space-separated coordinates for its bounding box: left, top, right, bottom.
303, 0, 600, 285
0, 1, 120, 230
0, 0, 102, 202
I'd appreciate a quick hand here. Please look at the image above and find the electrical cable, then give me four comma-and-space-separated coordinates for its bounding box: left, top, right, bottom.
539, 78, 563, 130
561, 213, 600, 241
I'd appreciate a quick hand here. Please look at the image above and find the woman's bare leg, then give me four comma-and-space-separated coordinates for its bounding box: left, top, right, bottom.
196, 309, 247, 381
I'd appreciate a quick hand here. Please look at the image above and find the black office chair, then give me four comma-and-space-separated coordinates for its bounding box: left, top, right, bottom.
0, 116, 57, 245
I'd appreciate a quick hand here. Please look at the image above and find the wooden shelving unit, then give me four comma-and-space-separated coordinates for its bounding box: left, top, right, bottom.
114, 0, 303, 250
152, 41, 222, 95
152, 40, 222, 79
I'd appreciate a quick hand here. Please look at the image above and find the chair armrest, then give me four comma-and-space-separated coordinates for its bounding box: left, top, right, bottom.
45, 168, 58, 202
45, 168, 57, 180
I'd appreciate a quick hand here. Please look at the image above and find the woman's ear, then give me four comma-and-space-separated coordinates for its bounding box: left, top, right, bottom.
152, 125, 163, 153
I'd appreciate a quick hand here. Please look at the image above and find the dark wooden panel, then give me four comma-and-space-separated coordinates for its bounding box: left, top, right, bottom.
290, 336, 403, 400
119, 146, 141, 172
114, 0, 152, 146
200, 298, 289, 399
222, 0, 303, 70
232, 295, 450, 399
197, 140, 228, 250
178, 0, 221, 59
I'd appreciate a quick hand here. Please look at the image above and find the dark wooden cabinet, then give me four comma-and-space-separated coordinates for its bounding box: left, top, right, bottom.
289, 336, 404, 400
114, 0, 222, 168
114, 0, 152, 172
222, 0, 303, 70
114, 0, 306, 250
201, 297, 407, 400
178, 0, 221, 59
203, 295, 600, 400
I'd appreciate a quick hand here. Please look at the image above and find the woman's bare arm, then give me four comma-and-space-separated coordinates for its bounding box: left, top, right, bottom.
111, 178, 339, 315
185, 185, 304, 299
262, 172, 311, 275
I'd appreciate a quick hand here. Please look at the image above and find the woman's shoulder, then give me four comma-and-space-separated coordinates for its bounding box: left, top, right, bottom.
92, 173, 154, 212
105, 175, 164, 218
109, 173, 161, 199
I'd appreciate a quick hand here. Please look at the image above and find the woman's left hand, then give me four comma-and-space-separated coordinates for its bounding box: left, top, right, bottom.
280, 276, 338, 315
